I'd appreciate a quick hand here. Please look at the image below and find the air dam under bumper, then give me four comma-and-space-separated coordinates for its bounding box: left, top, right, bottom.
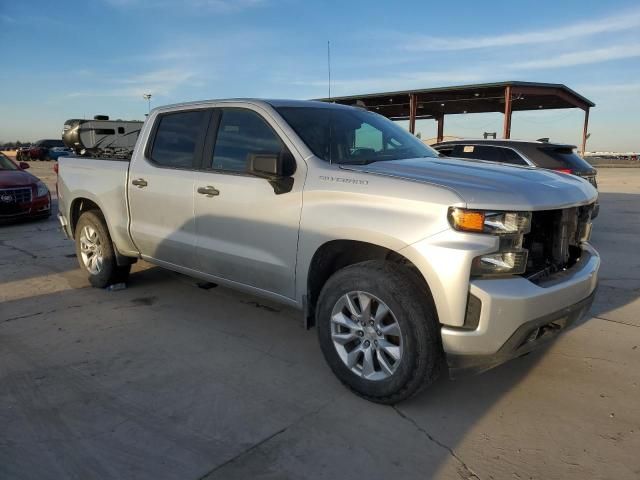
443, 243, 599, 373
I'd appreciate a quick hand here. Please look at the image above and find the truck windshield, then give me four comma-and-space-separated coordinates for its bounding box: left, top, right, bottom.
276, 106, 438, 165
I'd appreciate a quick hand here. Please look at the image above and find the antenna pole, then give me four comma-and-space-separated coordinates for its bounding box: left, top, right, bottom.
327, 40, 331, 99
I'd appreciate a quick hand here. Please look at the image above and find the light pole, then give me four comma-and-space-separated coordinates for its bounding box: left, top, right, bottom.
143, 93, 152, 114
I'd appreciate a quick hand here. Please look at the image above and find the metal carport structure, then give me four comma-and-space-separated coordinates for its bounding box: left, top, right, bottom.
317, 81, 595, 154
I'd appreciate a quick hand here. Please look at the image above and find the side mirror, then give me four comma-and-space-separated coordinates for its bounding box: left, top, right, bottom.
248, 150, 296, 178
19, 162, 30, 169
249, 153, 281, 177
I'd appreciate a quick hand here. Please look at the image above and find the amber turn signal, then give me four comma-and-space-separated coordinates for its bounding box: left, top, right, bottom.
448, 208, 485, 233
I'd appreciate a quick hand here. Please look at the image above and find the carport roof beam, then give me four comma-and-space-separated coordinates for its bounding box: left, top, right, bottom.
315, 80, 595, 152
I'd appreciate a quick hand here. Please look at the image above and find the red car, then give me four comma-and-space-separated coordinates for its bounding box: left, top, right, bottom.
0, 153, 51, 221
28, 139, 66, 161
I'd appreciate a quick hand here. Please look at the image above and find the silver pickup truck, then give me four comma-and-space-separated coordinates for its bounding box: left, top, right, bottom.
57, 99, 599, 403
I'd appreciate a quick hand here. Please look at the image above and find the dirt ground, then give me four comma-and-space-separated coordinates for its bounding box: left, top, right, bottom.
1, 162, 639, 479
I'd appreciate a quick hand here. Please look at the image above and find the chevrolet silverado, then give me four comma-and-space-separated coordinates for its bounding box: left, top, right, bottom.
57, 99, 599, 403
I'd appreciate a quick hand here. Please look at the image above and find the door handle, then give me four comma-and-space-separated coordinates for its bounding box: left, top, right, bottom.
132, 178, 148, 188
197, 186, 220, 197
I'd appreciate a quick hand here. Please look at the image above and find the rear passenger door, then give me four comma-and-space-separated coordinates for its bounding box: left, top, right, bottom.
128, 109, 211, 268
192, 106, 304, 299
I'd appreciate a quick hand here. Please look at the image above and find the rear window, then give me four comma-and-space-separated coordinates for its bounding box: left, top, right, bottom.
451, 144, 528, 166
536, 147, 594, 172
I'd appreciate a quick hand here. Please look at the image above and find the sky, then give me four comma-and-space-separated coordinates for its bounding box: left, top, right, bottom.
1, 0, 639, 151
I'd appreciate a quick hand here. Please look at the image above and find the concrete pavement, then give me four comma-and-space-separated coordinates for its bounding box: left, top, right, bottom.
1, 163, 638, 479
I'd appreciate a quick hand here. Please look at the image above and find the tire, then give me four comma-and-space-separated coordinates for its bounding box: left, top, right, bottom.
317, 260, 443, 404
75, 211, 131, 288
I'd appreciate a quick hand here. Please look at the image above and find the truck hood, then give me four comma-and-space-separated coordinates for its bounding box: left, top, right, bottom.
341, 157, 598, 211
0, 170, 37, 188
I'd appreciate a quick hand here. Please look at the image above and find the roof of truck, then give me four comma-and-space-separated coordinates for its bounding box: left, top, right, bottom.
153, 98, 357, 112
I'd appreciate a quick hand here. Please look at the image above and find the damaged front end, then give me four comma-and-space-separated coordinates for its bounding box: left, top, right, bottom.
524, 203, 595, 285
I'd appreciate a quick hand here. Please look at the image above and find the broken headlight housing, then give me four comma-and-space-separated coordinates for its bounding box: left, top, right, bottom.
448, 208, 531, 276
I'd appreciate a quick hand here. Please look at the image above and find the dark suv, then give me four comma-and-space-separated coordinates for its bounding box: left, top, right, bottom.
433, 139, 598, 188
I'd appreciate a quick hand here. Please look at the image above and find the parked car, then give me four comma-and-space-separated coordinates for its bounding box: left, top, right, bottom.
28, 139, 66, 160
47, 146, 73, 161
16, 145, 32, 162
433, 139, 599, 217
0, 152, 51, 221
57, 99, 599, 403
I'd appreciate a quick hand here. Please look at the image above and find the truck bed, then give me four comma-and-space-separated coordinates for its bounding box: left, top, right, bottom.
57, 156, 135, 254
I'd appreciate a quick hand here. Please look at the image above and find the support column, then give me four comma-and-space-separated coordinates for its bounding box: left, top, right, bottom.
503, 85, 512, 139
436, 114, 444, 143
409, 93, 417, 134
581, 108, 590, 156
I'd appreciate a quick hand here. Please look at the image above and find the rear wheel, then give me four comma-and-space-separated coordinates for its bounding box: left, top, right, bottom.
75, 211, 130, 288
317, 260, 442, 404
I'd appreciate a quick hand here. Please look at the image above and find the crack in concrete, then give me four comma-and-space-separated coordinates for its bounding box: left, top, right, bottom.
393, 406, 481, 480
2, 304, 86, 324
198, 400, 332, 479
0, 240, 38, 259
593, 315, 639, 328
197, 427, 287, 480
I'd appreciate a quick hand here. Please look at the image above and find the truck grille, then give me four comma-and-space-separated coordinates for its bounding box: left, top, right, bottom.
523, 204, 594, 283
0, 187, 33, 216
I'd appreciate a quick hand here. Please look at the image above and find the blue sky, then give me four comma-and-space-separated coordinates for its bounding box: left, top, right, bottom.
1, 0, 639, 151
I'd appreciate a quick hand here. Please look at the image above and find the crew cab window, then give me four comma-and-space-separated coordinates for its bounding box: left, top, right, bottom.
150, 110, 209, 169
211, 109, 285, 173
452, 145, 527, 165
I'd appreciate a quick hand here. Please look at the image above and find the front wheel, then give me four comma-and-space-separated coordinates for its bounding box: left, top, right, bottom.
316, 260, 442, 404
75, 211, 131, 288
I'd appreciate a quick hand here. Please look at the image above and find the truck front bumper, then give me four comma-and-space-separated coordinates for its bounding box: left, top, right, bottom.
442, 243, 599, 373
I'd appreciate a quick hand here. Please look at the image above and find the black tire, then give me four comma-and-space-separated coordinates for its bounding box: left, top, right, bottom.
317, 260, 443, 404
75, 210, 131, 288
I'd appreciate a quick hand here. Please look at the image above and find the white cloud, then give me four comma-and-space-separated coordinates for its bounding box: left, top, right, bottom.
66, 67, 199, 99
512, 44, 640, 69
403, 9, 640, 51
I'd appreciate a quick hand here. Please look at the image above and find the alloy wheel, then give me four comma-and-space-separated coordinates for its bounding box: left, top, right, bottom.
79, 225, 104, 275
330, 291, 403, 381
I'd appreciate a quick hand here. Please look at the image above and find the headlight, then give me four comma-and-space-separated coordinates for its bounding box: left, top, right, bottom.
471, 250, 528, 276
448, 208, 532, 276
448, 208, 531, 235
36, 181, 49, 198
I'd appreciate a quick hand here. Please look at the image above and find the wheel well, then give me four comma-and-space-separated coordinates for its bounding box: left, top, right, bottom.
305, 240, 430, 327
70, 198, 101, 238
